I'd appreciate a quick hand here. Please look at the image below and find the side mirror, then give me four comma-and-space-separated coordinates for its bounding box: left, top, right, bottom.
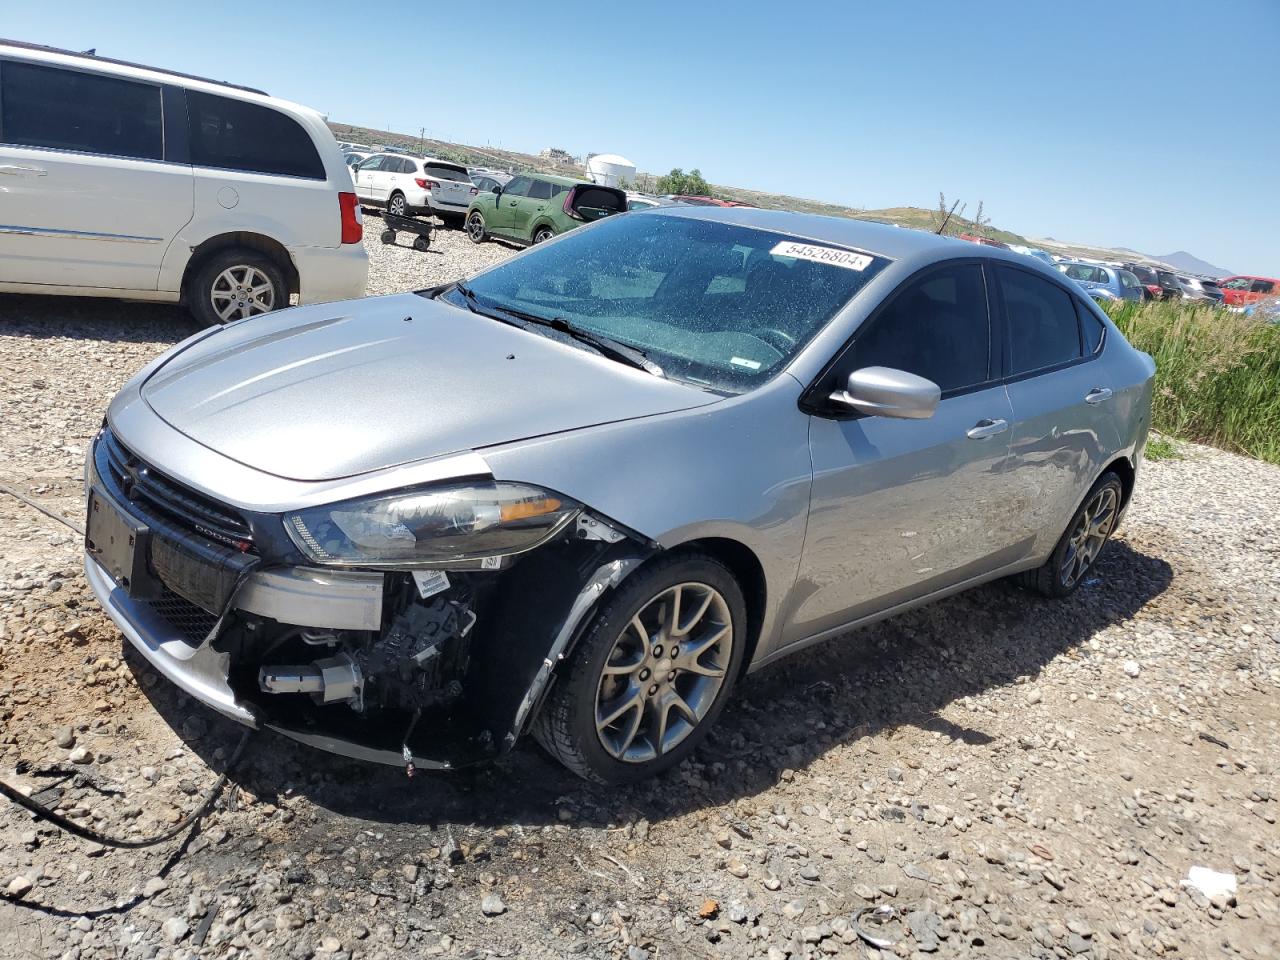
830, 366, 940, 419
492, 184, 503, 197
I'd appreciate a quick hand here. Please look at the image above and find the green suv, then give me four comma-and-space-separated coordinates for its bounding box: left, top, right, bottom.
465, 174, 626, 246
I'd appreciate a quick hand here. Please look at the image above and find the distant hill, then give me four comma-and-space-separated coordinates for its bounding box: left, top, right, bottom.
1152, 251, 1232, 278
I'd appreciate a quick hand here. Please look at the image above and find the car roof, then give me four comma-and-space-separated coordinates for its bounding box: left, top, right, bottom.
644, 205, 1011, 262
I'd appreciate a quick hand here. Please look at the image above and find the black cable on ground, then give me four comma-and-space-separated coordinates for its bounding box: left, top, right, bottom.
0, 728, 252, 850
0, 479, 85, 535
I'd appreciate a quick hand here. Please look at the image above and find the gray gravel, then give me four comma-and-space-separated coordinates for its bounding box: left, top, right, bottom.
1, 225, 1278, 959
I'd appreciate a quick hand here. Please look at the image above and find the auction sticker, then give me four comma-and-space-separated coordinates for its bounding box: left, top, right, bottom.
770, 240, 873, 271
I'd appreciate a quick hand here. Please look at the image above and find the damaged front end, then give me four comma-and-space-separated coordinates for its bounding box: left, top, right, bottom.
84, 427, 652, 770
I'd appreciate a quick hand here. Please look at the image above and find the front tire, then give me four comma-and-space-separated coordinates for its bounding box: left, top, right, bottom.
533, 553, 746, 784
186, 248, 287, 327
1021, 472, 1123, 598
466, 211, 488, 244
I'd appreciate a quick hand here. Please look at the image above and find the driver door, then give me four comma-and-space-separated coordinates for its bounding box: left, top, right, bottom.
788, 261, 1021, 643
490, 175, 530, 236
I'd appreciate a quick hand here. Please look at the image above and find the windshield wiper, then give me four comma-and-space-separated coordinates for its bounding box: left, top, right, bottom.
535, 316, 665, 378
452, 285, 663, 378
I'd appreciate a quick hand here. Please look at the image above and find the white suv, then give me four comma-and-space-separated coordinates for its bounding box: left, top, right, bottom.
0, 39, 368, 326
352, 154, 477, 225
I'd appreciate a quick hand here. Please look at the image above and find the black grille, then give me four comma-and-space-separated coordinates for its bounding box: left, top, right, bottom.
101, 431, 255, 552
142, 587, 219, 644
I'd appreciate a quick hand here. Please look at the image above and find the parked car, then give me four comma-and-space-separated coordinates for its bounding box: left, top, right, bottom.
957, 233, 1010, 249
338, 141, 372, 153
1007, 245, 1057, 267
0, 39, 367, 326
1123, 264, 1165, 300
85, 207, 1153, 784
626, 193, 675, 210
1057, 261, 1144, 302
1155, 270, 1184, 301
465, 174, 626, 245
1175, 276, 1224, 304
1218, 275, 1279, 307
352, 154, 476, 224
667, 195, 754, 207
343, 151, 369, 171
471, 172, 512, 193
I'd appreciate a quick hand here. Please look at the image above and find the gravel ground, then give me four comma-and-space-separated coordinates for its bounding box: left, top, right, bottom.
0, 222, 1278, 960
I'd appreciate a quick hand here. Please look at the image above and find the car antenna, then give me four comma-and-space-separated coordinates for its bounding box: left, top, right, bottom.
935, 198, 961, 235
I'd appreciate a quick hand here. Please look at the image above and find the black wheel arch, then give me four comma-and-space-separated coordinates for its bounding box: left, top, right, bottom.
182, 232, 298, 301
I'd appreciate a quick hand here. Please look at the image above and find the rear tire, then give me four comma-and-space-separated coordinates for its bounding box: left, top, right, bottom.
1020, 472, 1124, 598
466, 211, 488, 244
532, 226, 555, 244
532, 553, 746, 784
186, 248, 287, 327
388, 192, 407, 218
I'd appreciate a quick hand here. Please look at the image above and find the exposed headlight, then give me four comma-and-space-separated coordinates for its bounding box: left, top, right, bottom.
285, 481, 580, 568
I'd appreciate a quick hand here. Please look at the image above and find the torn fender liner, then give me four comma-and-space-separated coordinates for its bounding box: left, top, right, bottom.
466, 539, 653, 753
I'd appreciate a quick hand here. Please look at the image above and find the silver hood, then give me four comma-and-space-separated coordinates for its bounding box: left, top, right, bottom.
140, 293, 718, 482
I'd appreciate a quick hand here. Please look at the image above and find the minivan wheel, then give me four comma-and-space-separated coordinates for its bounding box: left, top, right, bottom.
187, 248, 287, 327
533, 553, 747, 784
466, 211, 488, 244
532, 226, 555, 244
1021, 472, 1123, 598
387, 192, 407, 218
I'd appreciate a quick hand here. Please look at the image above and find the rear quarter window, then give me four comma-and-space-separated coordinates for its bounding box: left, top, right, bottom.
186, 90, 325, 180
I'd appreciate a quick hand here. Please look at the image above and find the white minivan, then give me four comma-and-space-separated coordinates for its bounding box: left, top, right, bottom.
0, 39, 368, 326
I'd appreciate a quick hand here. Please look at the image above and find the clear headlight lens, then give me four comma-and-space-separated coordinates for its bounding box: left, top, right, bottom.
285, 481, 580, 567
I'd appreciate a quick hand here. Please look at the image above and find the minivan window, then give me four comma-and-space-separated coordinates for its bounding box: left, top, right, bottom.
999, 267, 1083, 375
0, 60, 163, 161
846, 263, 991, 393
528, 179, 555, 201
186, 90, 324, 179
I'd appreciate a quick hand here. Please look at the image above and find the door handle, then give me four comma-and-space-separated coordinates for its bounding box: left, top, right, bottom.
1085, 387, 1113, 404
966, 418, 1009, 439
507, 201, 518, 206
0, 164, 48, 177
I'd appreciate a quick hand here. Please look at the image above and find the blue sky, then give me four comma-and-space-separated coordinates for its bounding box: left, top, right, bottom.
7, 0, 1277, 274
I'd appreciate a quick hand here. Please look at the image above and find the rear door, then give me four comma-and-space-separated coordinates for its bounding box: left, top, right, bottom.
0, 58, 193, 291
793, 261, 1019, 641
511, 178, 554, 236
996, 265, 1119, 561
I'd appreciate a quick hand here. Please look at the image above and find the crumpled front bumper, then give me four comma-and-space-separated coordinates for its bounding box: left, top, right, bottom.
85, 553, 255, 725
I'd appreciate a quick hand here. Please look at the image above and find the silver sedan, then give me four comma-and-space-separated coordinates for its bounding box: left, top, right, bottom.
85, 208, 1155, 784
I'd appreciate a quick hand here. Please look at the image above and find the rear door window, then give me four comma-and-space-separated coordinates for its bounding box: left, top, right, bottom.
0, 60, 163, 160
1252, 280, 1275, 294
528, 179, 554, 201
998, 266, 1083, 375
846, 263, 991, 393
186, 90, 324, 179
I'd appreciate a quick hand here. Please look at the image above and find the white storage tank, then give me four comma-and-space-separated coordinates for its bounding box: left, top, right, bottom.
586, 153, 637, 188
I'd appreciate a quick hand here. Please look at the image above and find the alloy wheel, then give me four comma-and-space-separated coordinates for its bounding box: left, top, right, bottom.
467, 213, 485, 241
533, 228, 554, 244
595, 582, 733, 763
389, 195, 406, 217
1059, 485, 1119, 589
210, 265, 276, 322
